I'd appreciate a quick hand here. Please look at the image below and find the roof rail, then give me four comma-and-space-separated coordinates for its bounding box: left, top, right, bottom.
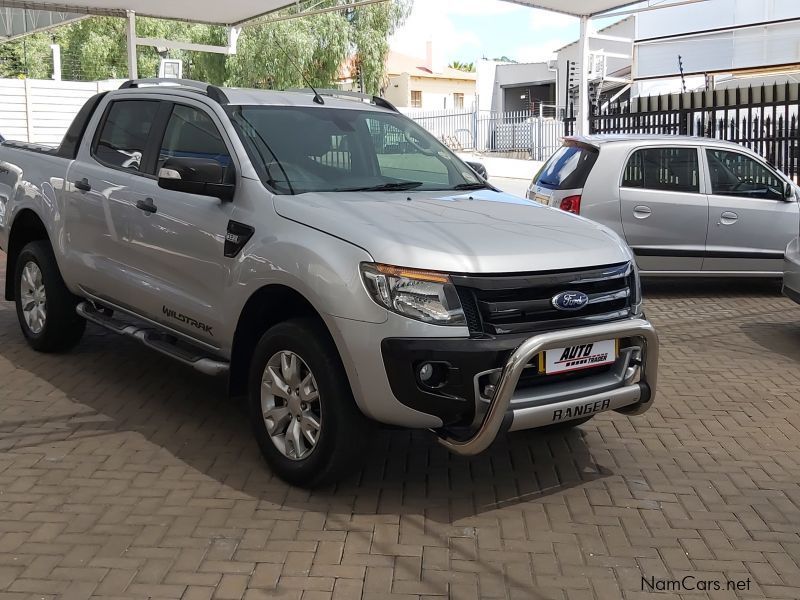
119, 78, 229, 104
290, 88, 399, 113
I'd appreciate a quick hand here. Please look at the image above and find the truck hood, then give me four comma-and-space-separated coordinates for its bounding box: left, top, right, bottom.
273, 189, 632, 273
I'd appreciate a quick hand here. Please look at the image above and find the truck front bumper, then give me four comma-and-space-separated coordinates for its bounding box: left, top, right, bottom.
438, 318, 658, 456
382, 318, 658, 456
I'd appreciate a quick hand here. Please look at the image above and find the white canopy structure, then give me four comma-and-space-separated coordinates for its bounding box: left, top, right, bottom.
0, 0, 709, 134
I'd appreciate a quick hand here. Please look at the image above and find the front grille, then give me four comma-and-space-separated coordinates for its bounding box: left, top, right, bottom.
453, 262, 635, 336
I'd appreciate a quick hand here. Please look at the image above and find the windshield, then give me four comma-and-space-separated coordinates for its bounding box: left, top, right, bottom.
536, 142, 599, 190
228, 106, 482, 194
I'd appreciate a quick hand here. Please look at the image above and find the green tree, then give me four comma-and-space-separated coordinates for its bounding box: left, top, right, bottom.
227, 12, 349, 89
60, 17, 226, 81
449, 61, 476, 73
0, 0, 412, 90
0, 30, 64, 79
349, 0, 412, 95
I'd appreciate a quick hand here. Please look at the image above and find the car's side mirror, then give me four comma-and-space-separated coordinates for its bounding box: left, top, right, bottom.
158, 157, 235, 202
784, 181, 795, 200
465, 161, 488, 180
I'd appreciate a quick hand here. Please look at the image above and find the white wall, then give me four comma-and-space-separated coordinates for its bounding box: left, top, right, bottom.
635, 0, 800, 79
476, 60, 502, 112
0, 79, 122, 145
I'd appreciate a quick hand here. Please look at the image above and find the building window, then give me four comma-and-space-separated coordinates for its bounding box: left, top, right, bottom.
453, 93, 464, 109
411, 90, 422, 108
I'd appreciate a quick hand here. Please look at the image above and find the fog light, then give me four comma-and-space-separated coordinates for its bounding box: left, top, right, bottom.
419, 363, 434, 383
416, 361, 449, 390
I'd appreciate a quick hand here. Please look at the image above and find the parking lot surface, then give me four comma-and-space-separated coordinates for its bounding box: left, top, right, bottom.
1, 255, 800, 600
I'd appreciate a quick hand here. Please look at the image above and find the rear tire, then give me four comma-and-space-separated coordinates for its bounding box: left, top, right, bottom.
14, 241, 85, 353
248, 318, 372, 488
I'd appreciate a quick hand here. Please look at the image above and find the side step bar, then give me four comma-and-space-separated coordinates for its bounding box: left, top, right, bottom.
76, 302, 230, 376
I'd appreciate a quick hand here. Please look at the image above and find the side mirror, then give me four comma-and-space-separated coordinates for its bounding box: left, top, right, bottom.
158, 157, 235, 202
785, 181, 795, 200
465, 161, 488, 180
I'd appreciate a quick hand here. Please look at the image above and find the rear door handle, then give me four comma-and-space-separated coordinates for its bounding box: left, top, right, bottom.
136, 198, 158, 214
718, 211, 738, 225
633, 205, 652, 219
74, 178, 91, 192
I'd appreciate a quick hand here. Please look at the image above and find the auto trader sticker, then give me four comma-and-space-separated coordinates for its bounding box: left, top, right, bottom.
544, 339, 616, 375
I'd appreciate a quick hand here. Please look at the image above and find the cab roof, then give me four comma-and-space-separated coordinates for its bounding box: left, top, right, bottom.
111, 83, 395, 113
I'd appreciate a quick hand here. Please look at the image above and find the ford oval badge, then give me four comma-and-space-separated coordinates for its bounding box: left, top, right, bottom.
552, 291, 589, 311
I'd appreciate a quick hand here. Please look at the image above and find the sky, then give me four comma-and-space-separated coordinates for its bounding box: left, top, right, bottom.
391, 0, 620, 65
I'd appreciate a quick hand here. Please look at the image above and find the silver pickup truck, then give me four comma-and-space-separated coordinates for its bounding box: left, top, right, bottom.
0, 79, 658, 487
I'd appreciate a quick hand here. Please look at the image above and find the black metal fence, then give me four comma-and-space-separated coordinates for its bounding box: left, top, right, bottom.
582, 82, 800, 178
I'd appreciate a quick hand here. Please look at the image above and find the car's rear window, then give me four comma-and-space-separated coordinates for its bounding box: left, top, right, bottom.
535, 142, 599, 190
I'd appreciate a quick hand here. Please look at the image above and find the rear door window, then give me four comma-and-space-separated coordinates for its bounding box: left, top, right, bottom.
622, 147, 700, 193
93, 100, 160, 173
535, 143, 599, 190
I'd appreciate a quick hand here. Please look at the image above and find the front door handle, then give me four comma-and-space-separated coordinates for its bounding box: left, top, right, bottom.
633, 205, 652, 219
136, 198, 158, 214
718, 211, 738, 226
74, 178, 91, 192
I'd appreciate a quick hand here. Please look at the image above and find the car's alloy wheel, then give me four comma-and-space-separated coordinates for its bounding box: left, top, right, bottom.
19, 261, 47, 334
260, 350, 322, 461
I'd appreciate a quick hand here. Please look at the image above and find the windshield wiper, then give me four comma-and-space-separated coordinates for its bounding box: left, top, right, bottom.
336, 181, 424, 192
450, 182, 490, 191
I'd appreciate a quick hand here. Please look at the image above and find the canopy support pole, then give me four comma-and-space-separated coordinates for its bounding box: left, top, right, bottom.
126, 9, 137, 79
577, 14, 590, 136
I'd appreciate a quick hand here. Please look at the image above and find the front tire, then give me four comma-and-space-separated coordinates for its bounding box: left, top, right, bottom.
14, 241, 85, 353
248, 318, 372, 488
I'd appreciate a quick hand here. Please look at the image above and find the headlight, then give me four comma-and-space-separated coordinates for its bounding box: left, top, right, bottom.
360, 263, 466, 326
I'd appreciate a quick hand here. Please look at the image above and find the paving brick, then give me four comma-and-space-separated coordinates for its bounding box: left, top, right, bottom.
1, 261, 800, 599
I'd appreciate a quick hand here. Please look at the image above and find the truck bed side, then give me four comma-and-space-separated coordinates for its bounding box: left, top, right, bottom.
0, 92, 107, 294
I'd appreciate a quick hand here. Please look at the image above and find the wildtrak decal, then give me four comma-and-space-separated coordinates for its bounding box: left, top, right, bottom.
162, 306, 213, 336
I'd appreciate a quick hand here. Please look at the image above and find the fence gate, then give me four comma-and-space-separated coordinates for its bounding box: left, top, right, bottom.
403, 107, 566, 161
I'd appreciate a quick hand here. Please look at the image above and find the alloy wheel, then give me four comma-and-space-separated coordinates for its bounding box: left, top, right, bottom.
260, 350, 322, 461
20, 261, 47, 334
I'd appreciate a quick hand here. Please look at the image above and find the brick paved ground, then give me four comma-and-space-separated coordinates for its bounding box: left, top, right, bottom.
1, 253, 800, 599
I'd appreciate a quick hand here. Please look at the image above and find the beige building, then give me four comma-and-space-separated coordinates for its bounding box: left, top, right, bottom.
340, 43, 477, 110
383, 47, 477, 110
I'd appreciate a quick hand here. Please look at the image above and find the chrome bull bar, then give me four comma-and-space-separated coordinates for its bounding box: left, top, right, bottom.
436, 318, 659, 456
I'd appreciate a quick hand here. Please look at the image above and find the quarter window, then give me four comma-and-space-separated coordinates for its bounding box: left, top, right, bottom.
622, 147, 700, 193
706, 149, 784, 200
159, 104, 232, 172
94, 100, 160, 172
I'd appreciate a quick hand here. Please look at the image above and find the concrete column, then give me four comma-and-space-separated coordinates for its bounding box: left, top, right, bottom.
578, 15, 590, 136
126, 10, 138, 80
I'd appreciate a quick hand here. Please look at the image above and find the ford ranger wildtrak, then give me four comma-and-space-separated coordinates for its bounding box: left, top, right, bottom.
0, 80, 658, 487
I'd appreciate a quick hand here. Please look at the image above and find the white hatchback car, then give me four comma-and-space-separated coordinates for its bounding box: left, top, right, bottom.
528, 135, 799, 277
